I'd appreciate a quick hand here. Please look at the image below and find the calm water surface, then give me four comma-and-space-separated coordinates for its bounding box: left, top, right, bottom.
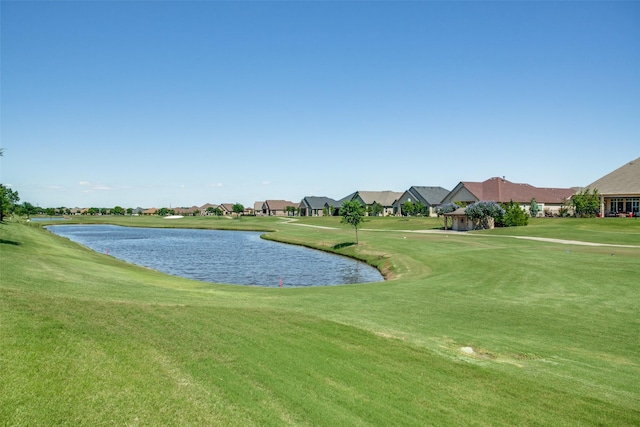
47, 225, 383, 287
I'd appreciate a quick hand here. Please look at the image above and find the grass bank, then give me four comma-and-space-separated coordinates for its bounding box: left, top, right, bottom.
2, 216, 639, 425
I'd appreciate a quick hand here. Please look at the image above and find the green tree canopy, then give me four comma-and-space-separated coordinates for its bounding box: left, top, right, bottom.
111, 206, 125, 215
571, 188, 600, 217
0, 184, 20, 222
339, 200, 366, 244
497, 201, 529, 227
232, 203, 244, 218
402, 201, 415, 217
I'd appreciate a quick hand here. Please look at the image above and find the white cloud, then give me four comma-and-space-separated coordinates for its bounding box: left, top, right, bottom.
208, 183, 223, 187
261, 181, 271, 185
78, 181, 112, 191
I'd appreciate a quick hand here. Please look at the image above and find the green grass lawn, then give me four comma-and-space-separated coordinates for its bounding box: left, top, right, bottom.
1, 216, 639, 425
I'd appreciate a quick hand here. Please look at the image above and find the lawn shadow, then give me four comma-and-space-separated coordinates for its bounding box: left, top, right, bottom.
0, 239, 21, 246
333, 242, 357, 250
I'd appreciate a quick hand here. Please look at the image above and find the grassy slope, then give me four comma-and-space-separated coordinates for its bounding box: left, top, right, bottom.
1, 217, 639, 425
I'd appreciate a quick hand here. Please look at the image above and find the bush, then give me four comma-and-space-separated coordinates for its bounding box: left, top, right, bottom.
571, 188, 600, 217
497, 201, 529, 227
466, 201, 505, 230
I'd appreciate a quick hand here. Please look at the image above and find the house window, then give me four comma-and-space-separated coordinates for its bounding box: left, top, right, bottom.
627, 198, 639, 213
610, 198, 624, 213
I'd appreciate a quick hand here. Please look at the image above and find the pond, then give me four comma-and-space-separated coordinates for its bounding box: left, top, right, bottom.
46, 225, 384, 287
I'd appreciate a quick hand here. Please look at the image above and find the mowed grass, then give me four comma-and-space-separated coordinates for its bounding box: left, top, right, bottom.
1, 216, 639, 425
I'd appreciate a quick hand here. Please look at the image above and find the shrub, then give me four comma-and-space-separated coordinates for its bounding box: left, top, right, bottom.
466, 201, 505, 230
497, 201, 529, 227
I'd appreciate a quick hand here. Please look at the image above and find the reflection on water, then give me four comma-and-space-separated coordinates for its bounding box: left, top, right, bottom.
47, 225, 383, 287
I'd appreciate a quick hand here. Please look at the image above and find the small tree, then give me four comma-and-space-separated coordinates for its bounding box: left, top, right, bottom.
206, 206, 223, 217
437, 202, 458, 230
112, 206, 125, 215
285, 205, 297, 217
497, 200, 529, 227
529, 198, 539, 218
402, 201, 415, 217
232, 203, 244, 218
414, 201, 426, 216
0, 184, 20, 222
571, 188, 600, 217
340, 200, 366, 244
466, 201, 505, 230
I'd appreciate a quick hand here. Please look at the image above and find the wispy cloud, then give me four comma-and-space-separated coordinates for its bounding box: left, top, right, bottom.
78, 181, 112, 192
261, 181, 271, 186
208, 183, 223, 188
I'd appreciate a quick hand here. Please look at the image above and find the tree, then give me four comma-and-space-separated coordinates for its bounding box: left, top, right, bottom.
206, 206, 222, 217
402, 201, 415, 217
414, 201, 426, 216
466, 201, 505, 230
15, 201, 37, 217
497, 200, 529, 227
232, 203, 244, 218
571, 188, 600, 217
157, 207, 174, 216
285, 205, 297, 217
370, 203, 384, 217
436, 202, 458, 230
112, 206, 125, 215
339, 200, 366, 244
529, 198, 539, 218
126, 207, 133, 215
0, 184, 20, 222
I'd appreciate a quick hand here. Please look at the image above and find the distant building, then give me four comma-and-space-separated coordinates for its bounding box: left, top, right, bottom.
394, 186, 450, 217
262, 200, 297, 216
340, 191, 403, 216
441, 177, 576, 217
299, 196, 339, 217
586, 157, 640, 216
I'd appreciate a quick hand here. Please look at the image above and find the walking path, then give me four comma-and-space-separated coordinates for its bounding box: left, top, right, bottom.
279, 218, 640, 248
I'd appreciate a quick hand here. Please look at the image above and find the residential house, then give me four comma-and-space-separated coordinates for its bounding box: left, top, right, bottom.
394, 186, 450, 217
299, 196, 340, 217
341, 191, 403, 216
586, 157, 640, 216
199, 203, 220, 216
262, 200, 297, 216
218, 203, 235, 216
142, 208, 158, 215
173, 206, 199, 216
253, 202, 264, 216
440, 177, 576, 216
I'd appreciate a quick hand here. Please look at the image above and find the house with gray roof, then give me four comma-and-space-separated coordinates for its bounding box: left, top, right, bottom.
341, 190, 403, 216
587, 157, 640, 216
299, 196, 339, 217
394, 186, 450, 217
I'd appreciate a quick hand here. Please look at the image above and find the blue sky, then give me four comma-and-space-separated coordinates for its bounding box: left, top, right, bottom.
2, 1, 638, 209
